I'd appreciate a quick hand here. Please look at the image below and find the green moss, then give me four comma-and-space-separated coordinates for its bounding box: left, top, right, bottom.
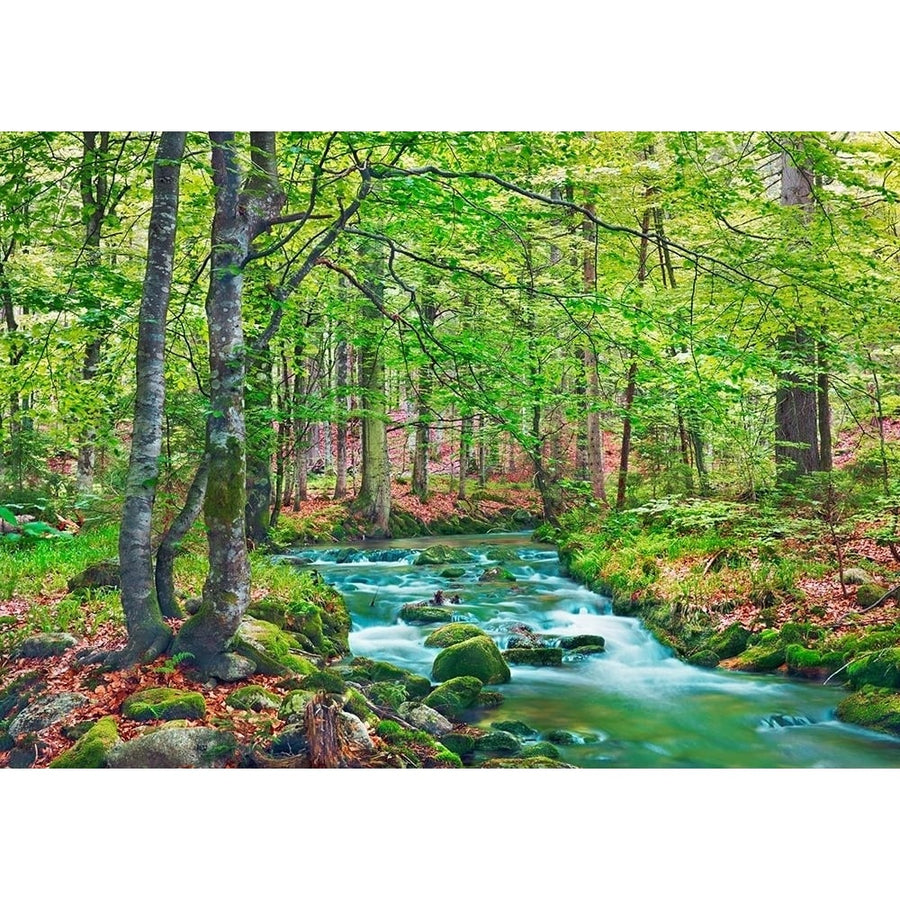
733, 642, 786, 672
478, 567, 516, 582
440, 567, 466, 579
481, 756, 573, 769
225, 685, 281, 712
519, 741, 561, 760
423, 676, 483, 715
502, 648, 563, 666
205, 436, 245, 523
365, 681, 408, 710
399, 604, 454, 624
424, 623, 486, 648
299, 670, 346, 695
414, 544, 472, 566
545, 729, 578, 745
121, 688, 206, 722
784, 644, 845, 676
558, 634, 606, 651
439, 732, 476, 755
485, 547, 521, 562
231, 617, 318, 676
49, 717, 119, 768
687, 650, 720, 668
432, 636, 511, 685
856, 583, 886, 607
433, 749, 463, 767
278, 690, 316, 722
375, 719, 403, 739
475, 730, 520, 755
343, 687, 378, 725
0, 671, 45, 719
836, 686, 900, 736
778, 622, 824, 646
846, 648, 900, 690
491, 720, 539, 739
349, 658, 431, 700
708, 623, 751, 659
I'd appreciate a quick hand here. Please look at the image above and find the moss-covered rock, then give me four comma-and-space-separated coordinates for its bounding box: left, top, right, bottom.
557, 634, 606, 651
247, 597, 325, 651
269, 725, 309, 757
67, 560, 120, 593
846, 648, 900, 690
364, 681, 408, 710
478, 567, 516, 582
733, 642, 786, 672
475, 691, 505, 708
484, 547, 521, 562
343, 687, 378, 725
399, 603, 453, 625
784, 644, 845, 678
423, 676, 484, 715
856, 583, 886, 607
439, 732, 476, 755
481, 756, 574, 769
544, 729, 578, 745
424, 623, 486, 648
475, 729, 520, 755
440, 567, 466, 579
0, 723, 13, 752
432, 636, 511, 684
49, 717, 119, 768
502, 648, 563, 666
414, 544, 472, 566
0, 671, 45, 720
841, 567, 871, 585
687, 650, 720, 668
708, 623, 751, 659
106, 727, 237, 768
490, 720, 539, 739
9, 692, 88, 739
778, 622, 825, 646
225, 685, 281, 712
836, 686, 900, 736
299, 670, 347, 695
231, 617, 318, 676
519, 741, 561, 760
348, 657, 432, 699
397, 702, 453, 737
15, 632, 77, 659
121, 687, 206, 722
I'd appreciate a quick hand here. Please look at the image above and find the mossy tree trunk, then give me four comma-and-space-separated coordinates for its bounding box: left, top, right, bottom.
173, 132, 284, 672
113, 131, 186, 667
333, 335, 350, 500
412, 299, 436, 504
352, 262, 391, 537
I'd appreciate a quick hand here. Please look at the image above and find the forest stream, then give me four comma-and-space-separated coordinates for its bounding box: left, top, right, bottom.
279, 533, 900, 767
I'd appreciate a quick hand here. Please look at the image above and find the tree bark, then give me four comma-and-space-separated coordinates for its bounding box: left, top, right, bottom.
333, 337, 350, 499
112, 131, 186, 666
412, 300, 436, 504
582, 202, 606, 504
173, 132, 280, 672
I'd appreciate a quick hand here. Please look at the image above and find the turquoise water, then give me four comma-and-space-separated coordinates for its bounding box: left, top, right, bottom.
279, 533, 900, 768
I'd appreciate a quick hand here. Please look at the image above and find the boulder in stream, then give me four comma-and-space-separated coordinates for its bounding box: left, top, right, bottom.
423, 676, 484, 716
432, 635, 511, 685
424, 623, 486, 648
414, 544, 472, 566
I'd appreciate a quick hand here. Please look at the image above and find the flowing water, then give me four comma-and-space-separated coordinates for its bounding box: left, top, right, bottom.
278, 533, 900, 768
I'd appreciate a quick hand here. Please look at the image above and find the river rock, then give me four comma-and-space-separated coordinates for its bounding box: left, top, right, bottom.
507, 631, 545, 649
67, 560, 120, 593
0, 671, 46, 719
474, 729, 520, 755
502, 648, 563, 666
558, 634, 606, 651
519, 741, 561, 760
9, 692, 88, 739
340, 711, 375, 750
49, 717, 120, 768
208, 652, 257, 682
708, 623, 751, 659
478, 567, 516, 582
107, 727, 237, 768
424, 623, 486, 648
431, 635, 511, 685
481, 756, 575, 769
414, 544, 471, 566
15, 632, 78, 659
846, 648, 900, 690
400, 603, 453, 625
225, 685, 281, 712
348, 657, 432, 700
423, 676, 483, 715
232, 617, 318, 676
121, 687, 206, 722
490, 720, 539, 739
484, 546, 521, 562
836, 686, 900, 737
440, 732, 476, 755
440, 566, 467, 579
398, 702, 453, 737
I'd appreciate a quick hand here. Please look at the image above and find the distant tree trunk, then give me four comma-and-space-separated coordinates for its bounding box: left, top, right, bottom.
817, 343, 833, 472
458, 413, 472, 501
270, 349, 290, 529
616, 205, 652, 509
333, 336, 350, 499
113, 131, 186, 666
775, 145, 822, 483
352, 263, 391, 536
412, 300, 436, 503
77, 131, 110, 494
173, 132, 282, 672
292, 343, 309, 508
245, 345, 274, 545
582, 201, 607, 504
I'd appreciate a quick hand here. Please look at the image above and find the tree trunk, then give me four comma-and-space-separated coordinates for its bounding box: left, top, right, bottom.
582, 201, 606, 504
352, 261, 391, 536
333, 337, 350, 499
616, 205, 652, 509
111, 132, 186, 667
77, 131, 110, 494
458, 413, 472, 501
173, 132, 280, 672
412, 300, 436, 504
817, 343, 833, 472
